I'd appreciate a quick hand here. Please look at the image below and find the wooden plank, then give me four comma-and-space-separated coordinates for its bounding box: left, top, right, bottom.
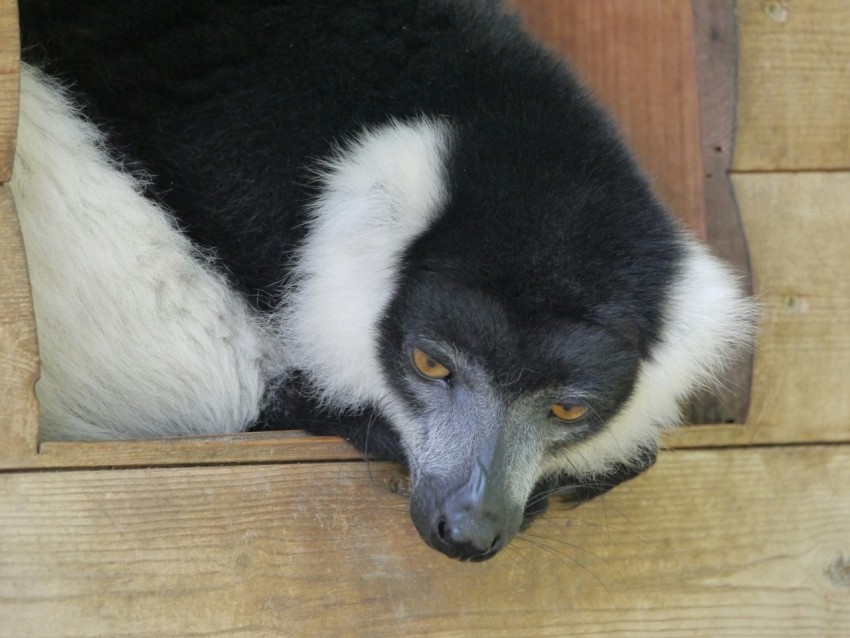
734, 0, 850, 171
0, 2, 38, 465
670, 171, 850, 447
20, 431, 362, 470
0, 0, 18, 183
734, 172, 850, 443
1, 446, 848, 637
512, 0, 707, 237
0, 184, 39, 466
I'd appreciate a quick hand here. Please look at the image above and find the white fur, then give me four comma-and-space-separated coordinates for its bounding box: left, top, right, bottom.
542, 237, 758, 479
13, 64, 274, 440
279, 118, 453, 407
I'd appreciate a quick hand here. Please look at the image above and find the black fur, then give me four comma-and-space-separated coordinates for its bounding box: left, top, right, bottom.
21, 0, 682, 532
20, 0, 678, 317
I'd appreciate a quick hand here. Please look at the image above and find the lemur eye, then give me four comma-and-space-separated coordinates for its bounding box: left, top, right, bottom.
550, 403, 589, 423
411, 348, 451, 380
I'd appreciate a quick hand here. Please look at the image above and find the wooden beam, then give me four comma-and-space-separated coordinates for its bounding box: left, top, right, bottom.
686, 0, 754, 424
2, 446, 848, 636
23, 431, 362, 470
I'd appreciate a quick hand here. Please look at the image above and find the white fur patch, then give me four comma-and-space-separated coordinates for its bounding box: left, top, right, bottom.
279, 118, 453, 407
13, 64, 274, 440
542, 237, 758, 479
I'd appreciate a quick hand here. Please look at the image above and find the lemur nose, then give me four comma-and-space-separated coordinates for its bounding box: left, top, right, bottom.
435, 508, 503, 561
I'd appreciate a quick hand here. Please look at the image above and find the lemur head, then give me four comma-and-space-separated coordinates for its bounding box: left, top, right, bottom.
285, 116, 755, 561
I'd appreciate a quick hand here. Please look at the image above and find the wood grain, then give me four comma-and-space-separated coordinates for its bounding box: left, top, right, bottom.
0, 184, 40, 466
734, 0, 850, 171
512, 0, 707, 238
2, 446, 848, 637
735, 172, 850, 443
0, 0, 18, 183
0, 2, 37, 465
668, 171, 850, 447
694, 0, 748, 272
24, 431, 362, 470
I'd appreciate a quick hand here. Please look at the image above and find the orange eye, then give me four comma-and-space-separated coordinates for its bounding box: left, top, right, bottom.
411, 348, 451, 380
550, 403, 589, 423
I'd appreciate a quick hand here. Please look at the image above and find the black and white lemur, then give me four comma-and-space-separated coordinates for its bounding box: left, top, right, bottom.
14, 0, 755, 561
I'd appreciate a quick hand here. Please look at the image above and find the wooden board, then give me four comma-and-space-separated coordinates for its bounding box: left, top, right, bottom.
667, 171, 850, 447
734, 0, 850, 171
0, 3, 36, 466
735, 171, 850, 443
2, 446, 849, 637
0, 0, 18, 183
693, 0, 751, 277
0, 184, 39, 466
28, 431, 361, 470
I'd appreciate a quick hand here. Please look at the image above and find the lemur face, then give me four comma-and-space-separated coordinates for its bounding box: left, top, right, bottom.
379, 273, 642, 560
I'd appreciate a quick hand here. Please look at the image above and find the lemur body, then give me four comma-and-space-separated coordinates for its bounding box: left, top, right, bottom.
16, 1, 754, 560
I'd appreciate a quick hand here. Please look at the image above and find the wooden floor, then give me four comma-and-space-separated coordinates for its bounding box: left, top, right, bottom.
1, 1, 849, 636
